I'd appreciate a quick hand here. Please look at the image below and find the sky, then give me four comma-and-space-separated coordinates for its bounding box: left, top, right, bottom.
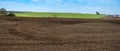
0, 0, 120, 14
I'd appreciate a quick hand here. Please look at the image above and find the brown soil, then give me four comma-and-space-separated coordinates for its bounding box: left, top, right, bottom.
0, 17, 120, 51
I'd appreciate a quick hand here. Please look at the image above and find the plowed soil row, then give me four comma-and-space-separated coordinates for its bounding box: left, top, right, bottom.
0, 17, 120, 51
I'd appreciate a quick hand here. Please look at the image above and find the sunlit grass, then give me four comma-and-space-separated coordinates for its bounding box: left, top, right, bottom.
15, 12, 104, 19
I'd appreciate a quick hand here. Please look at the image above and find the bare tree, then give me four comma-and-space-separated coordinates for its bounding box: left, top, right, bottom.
0, 8, 7, 16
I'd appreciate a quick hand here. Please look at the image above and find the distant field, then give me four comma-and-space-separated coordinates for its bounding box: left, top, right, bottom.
15, 12, 104, 19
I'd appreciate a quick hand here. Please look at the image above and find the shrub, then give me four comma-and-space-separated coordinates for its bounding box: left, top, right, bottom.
7, 12, 16, 17
96, 11, 100, 15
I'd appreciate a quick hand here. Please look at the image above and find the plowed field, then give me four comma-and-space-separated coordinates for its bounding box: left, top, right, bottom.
0, 17, 120, 51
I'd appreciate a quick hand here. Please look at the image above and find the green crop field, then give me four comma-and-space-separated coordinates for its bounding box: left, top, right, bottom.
15, 12, 104, 19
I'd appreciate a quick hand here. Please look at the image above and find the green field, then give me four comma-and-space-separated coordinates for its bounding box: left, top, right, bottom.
15, 12, 104, 19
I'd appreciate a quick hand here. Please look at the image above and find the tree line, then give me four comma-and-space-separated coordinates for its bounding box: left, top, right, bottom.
0, 8, 15, 17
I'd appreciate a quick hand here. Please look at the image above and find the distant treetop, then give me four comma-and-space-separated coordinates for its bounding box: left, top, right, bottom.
96, 11, 100, 15
0, 8, 7, 11
0, 8, 16, 17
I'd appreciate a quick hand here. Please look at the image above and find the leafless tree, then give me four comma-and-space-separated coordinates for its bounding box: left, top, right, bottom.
0, 8, 7, 16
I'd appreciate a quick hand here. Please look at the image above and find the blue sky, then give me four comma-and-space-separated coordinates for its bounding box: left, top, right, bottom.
0, 0, 120, 14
